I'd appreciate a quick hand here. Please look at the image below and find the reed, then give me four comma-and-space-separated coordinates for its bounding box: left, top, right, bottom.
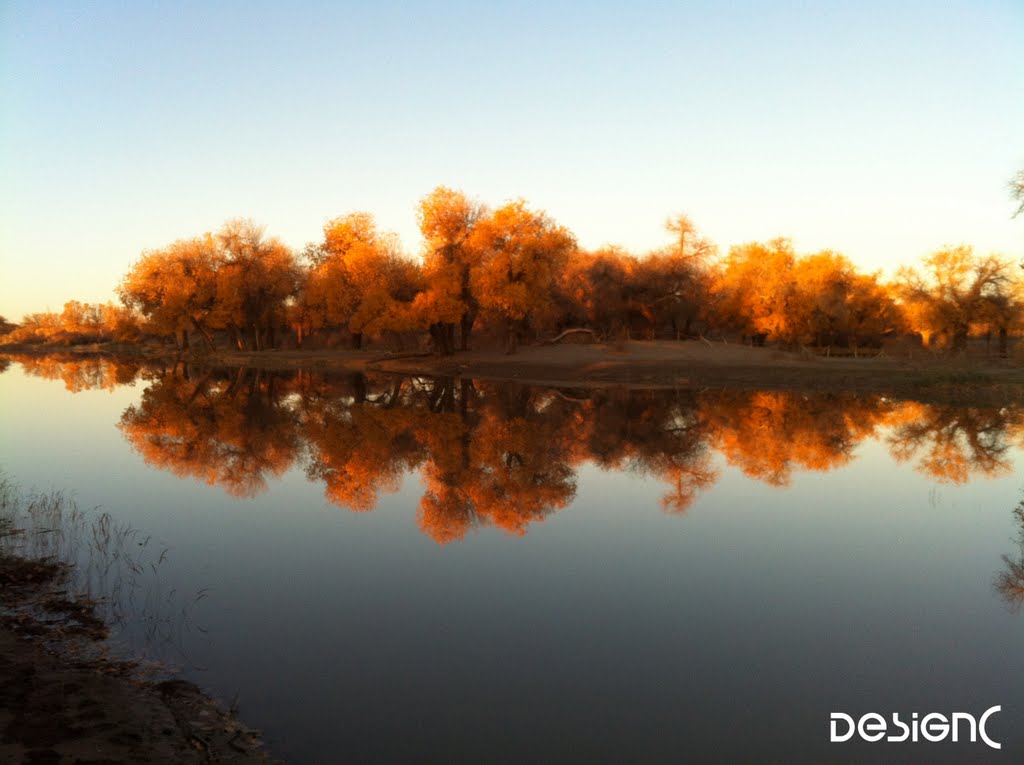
0, 476, 208, 670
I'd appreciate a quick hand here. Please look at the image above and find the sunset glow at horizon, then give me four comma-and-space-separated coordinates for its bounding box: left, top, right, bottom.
2, 0, 1022, 320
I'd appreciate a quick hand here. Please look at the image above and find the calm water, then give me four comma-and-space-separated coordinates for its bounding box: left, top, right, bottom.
2, 356, 1024, 763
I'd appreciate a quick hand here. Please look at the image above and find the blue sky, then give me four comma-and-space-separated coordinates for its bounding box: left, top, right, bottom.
1, 0, 1022, 320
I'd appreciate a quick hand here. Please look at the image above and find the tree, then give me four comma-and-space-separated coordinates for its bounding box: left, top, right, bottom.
709, 238, 796, 343
896, 245, 1018, 352
117, 235, 220, 349
310, 213, 421, 349
211, 219, 300, 351
469, 200, 575, 352
652, 214, 716, 338
1010, 169, 1024, 218
787, 252, 854, 346
556, 247, 633, 338
118, 220, 299, 351
643, 214, 716, 335
786, 251, 901, 349
99, 302, 142, 342
416, 187, 486, 352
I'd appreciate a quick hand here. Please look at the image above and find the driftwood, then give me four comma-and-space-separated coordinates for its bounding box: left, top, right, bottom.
541, 328, 598, 345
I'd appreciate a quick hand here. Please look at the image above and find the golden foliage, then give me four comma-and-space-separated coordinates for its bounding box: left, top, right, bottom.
470, 200, 575, 347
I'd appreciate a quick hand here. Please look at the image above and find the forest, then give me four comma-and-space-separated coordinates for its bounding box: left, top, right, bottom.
2, 186, 1023, 357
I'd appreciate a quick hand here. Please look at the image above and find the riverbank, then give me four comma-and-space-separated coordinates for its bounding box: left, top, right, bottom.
0, 626, 273, 763
5, 339, 1024, 404
0, 488, 275, 764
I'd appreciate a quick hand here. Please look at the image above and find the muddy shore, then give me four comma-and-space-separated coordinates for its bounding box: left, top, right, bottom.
0, 628, 273, 764
0, 520, 275, 764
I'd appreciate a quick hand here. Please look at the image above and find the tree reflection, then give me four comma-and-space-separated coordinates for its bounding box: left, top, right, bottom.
460, 384, 578, 536
118, 367, 300, 497
577, 388, 717, 513
702, 391, 891, 487
995, 501, 1024, 612
415, 380, 482, 543
303, 374, 427, 511
414, 382, 579, 542
885, 403, 1020, 483
100, 365, 1024, 543
4, 352, 143, 392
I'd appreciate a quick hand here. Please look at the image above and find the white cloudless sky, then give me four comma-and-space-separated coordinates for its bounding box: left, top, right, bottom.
1, 0, 1022, 320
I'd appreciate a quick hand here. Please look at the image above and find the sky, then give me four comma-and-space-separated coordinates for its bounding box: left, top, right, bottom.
1, 0, 1022, 320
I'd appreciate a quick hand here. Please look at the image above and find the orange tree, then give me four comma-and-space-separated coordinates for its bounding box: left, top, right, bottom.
469, 200, 575, 352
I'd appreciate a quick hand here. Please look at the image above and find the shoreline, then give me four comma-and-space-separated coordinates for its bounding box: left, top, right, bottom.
0, 488, 276, 764
4, 339, 1024, 404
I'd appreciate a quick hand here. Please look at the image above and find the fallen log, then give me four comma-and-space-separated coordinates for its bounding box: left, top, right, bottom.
540, 328, 598, 345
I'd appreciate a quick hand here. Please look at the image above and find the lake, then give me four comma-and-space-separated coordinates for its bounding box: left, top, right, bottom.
2, 355, 1023, 763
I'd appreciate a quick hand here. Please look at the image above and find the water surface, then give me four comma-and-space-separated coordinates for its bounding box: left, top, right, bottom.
2, 356, 1023, 763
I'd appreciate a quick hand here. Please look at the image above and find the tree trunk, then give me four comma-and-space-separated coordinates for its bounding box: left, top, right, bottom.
460, 313, 475, 351
952, 327, 968, 353
999, 326, 1009, 358
192, 320, 215, 350
351, 332, 363, 350
429, 323, 453, 355
505, 319, 519, 355
229, 324, 245, 350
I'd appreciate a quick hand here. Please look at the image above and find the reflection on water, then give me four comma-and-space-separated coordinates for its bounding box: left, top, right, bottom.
9, 355, 1023, 540
996, 500, 1024, 611
887, 403, 1017, 484
120, 366, 302, 498
7, 352, 143, 392
5, 353, 1024, 764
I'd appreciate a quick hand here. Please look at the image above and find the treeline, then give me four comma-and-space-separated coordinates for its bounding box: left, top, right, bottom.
4, 187, 1023, 354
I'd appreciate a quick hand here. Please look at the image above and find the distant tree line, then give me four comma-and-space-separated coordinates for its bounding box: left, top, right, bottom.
3, 186, 1023, 355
